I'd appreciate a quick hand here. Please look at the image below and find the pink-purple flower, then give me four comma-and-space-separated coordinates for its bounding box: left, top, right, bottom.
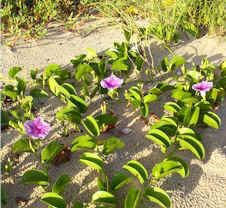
100, 74, 123, 90
192, 81, 213, 97
24, 117, 51, 139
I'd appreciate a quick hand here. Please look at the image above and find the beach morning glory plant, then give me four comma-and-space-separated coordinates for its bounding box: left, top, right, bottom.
100, 74, 123, 90
24, 117, 51, 139
192, 80, 213, 97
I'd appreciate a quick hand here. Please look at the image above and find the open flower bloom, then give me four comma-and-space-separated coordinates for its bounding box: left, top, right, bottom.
192, 81, 213, 97
24, 117, 51, 139
100, 74, 123, 90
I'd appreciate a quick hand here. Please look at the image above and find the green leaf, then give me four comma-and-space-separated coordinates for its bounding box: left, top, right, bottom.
82, 116, 100, 137
44, 64, 62, 80
203, 111, 221, 129
80, 152, 103, 171
41, 141, 64, 163
52, 174, 70, 194
68, 95, 88, 113
56, 105, 81, 124
152, 157, 189, 179
140, 102, 149, 118
123, 160, 148, 184
144, 94, 158, 104
146, 129, 171, 153
12, 138, 33, 154
75, 63, 93, 80
124, 188, 141, 208
8, 66, 22, 78
112, 58, 129, 71
71, 134, 96, 152
62, 83, 77, 95
171, 89, 193, 102
22, 169, 49, 185
41, 192, 66, 208
86, 48, 97, 60
16, 77, 26, 95
145, 186, 171, 208
188, 106, 200, 127
30, 88, 48, 98
30, 68, 38, 80
169, 56, 185, 71
164, 102, 181, 113
151, 117, 177, 137
48, 76, 61, 96
95, 114, 118, 127
2, 85, 18, 99
92, 191, 116, 205
177, 134, 205, 160
103, 137, 125, 155
111, 172, 131, 191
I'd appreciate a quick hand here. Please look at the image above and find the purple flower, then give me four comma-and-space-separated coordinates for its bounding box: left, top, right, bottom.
100, 74, 123, 90
192, 81, 213, 97
24, 117, 51, 139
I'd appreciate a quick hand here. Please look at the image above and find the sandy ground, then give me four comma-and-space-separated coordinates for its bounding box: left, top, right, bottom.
1, 23, 226, 208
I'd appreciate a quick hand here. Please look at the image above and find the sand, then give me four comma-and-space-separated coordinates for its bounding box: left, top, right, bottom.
1, 23, 226, 208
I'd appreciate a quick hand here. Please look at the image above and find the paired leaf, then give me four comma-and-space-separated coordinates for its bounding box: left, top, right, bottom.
145, 186, 171, 208
52, 174, 70, 194
103, 137, 125, 155
146, 129, 171, 153
82, 116, 100, 137
71, 134, 96, 152
41, 192, 66, 208
80, 152, 103, 171
124, 188, 141, 208
111, 172, 131, 191
41, 141, 64, 163
22, 169, 49, 185
203, 111, 221, 129
123, 160, 148, 184
152, 157, 189, 179
12, 138, 33, 154
68, 95, 88, 113
92, 191, 116, 206
8, 66, 22, 78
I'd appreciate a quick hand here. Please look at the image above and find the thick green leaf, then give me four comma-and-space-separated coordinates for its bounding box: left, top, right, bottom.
188, 106, 200, 127
48, 76, 61, 96
203, 111, 221, 129
41, 141, 64, 163
112, 58, 129, 71
146, 129, 171, 153
62, 83, 77, 95
16, 77, 26, 95
177, 134, 205, 160
103, 137, 125, 155
152, 157, 189, 179
2, 85, 18, 99
144, 94, 158, 104
111, 172, 131, 191
151, 117, 177, 137
80, 152, 103, 171
82, 116, 100, 137
171, 89, 192, 102
12, 138, 33, 153
145, 186, 171, 208
52, 174, 70, 194
140, 102, 149, 118
68, 95, 88, 113
92, 191, 116, 205
41, 192, 66, 208
30, 88, 48, 98
22, 169, 49, 185
164, 102, 181, 113
8, 66, 22, 78
30, 68, 38, 80
56, 105, 81, 124
75, 63, 93, 80
95, 114, 118, 127
123, 160, 148, 184
71, 134, 96, 152
124, 188, 141, 208
169, 56, 185, 71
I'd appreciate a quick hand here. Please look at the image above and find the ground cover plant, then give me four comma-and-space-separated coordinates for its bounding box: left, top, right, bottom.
1, 36, 226, 207
1, 0, 225, 46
